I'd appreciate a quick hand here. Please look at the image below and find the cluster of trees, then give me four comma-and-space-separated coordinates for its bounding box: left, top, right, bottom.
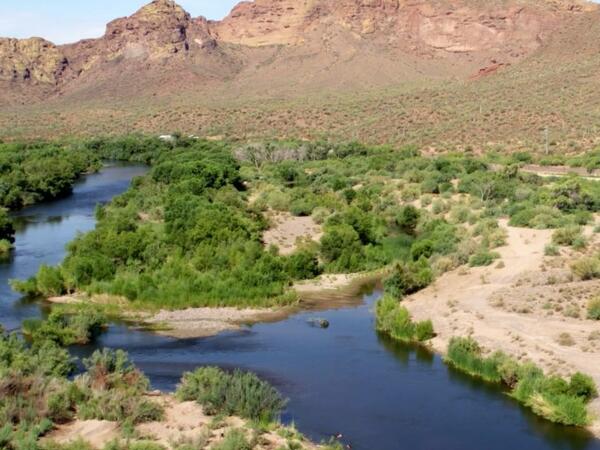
17, 142, 323, 308
0, 141, 100, 258
11, 135, 599, 312
0, 141, 100, 210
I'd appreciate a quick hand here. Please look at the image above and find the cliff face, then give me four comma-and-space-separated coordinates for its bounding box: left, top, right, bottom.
0, 0, 596, 102
213, 0, 589, 56
99, 0, 216, 59
0, 38, 68, 83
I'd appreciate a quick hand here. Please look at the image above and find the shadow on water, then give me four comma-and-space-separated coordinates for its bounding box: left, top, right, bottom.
1, 164, 600, 450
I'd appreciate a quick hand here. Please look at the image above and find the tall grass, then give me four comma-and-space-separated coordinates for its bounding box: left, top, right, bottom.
375, 295, 434, 343
445, 337, 597, 426
176, 367, 287, 423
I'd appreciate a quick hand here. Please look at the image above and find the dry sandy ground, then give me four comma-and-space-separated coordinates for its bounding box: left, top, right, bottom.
46, 395, 319, 450
144, 307, 291, 339
263, 212, 323, 255
404, 219, 600, 434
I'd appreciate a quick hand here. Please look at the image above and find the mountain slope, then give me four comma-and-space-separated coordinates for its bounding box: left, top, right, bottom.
0, 0, 598, 151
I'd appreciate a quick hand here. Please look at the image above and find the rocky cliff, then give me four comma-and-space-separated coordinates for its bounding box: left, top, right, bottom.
0, 0, 596, 102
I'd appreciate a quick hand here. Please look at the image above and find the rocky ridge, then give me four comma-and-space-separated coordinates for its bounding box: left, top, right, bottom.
0, 0, 595, 92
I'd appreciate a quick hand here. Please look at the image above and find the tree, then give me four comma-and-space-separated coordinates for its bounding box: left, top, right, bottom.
0, 208, 15, 243
396, 205, 420, 235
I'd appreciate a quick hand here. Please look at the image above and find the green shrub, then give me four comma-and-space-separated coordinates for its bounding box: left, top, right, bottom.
544, 244, 560, 256
212, 429, 252, 450
395, 206, 420, 235
76, 349, 163, 424
375, 295, 434, 343
469, 251, 500, 267
320, 225, 364, 272
284, 250, 322, 280
22, 308, 107, 346
383, 258, 434, 298
587, 297, 600, 320
176, 367, 286, 423
552, 226, 583, 246
410, 240, 433, 261
570, 256, 600, 280
568, 372, 598, 401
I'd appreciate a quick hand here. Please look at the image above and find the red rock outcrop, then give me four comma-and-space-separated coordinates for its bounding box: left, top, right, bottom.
0, 0, 596, 101
213, 0, 593, 59
0, 38, 68, 83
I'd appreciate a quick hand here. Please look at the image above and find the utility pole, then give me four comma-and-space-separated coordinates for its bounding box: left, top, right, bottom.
544, 126, 549, 155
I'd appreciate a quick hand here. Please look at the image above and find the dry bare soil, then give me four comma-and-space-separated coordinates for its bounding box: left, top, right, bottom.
47, 395, 320, 450
404, 219, 600, 433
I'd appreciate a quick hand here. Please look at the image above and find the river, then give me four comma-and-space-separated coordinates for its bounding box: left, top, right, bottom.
1, 164, 599, 450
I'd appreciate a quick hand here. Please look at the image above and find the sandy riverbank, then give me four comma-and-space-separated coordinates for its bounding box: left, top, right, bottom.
46, 394, 321, 450
47, 272, 377, 340
404, 219, 600, 436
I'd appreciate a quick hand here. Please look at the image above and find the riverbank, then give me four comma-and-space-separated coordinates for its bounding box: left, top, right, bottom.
46, 271, 381, 339
403, 219, 600, 436
46, 394, 326, 450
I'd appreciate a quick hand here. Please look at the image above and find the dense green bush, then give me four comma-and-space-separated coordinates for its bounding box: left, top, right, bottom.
383, 258, 434, 298
35, 265, 66, 297
76, 349, 163, 424
469, 250, 500, 267
375, 295, 434, 343
22, 308, 107, 346
395, 205, 420, 235
176, 367, 286, 423
320, 224, 364, 272
284, 249, 322, 280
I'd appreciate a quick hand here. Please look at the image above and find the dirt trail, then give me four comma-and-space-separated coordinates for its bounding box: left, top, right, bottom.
405, 220, 600, 432
490, 163, 600, 180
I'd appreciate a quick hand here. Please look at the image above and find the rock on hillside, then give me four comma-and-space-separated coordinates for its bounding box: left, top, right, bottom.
0, 38, 68, 83
0, 0, 598, 128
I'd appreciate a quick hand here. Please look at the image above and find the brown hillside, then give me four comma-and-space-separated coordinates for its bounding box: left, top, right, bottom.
0, 0, 598, 151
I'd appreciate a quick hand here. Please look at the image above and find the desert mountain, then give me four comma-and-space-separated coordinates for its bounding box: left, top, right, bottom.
1, 0, 594, 91
0, 0, 599, 150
